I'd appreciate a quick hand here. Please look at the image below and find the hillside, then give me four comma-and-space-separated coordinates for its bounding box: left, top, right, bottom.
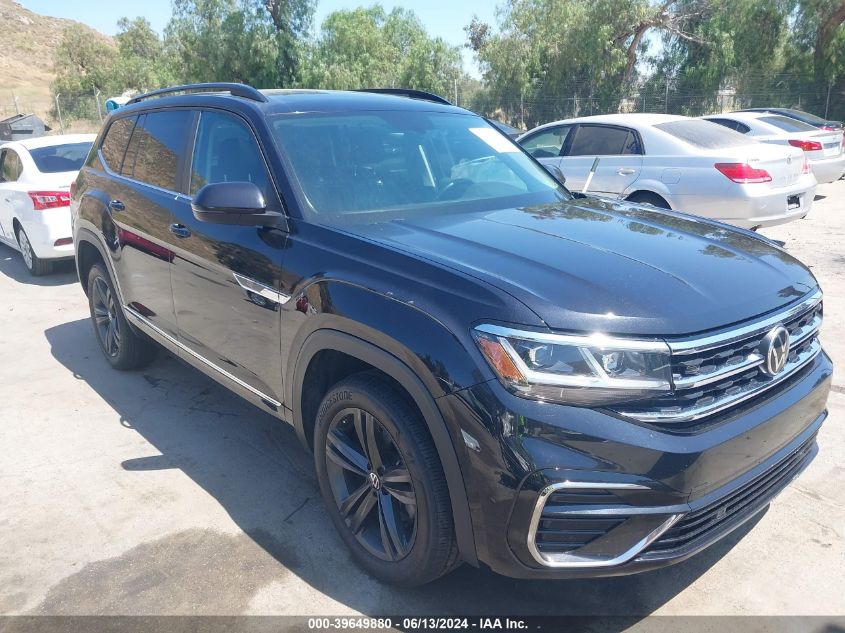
0, 0, 109, 127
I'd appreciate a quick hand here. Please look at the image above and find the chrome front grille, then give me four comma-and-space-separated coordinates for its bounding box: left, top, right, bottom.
614, 291, 823, 426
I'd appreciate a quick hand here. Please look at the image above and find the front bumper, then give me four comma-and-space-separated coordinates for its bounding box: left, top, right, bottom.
441, 349, 832, 579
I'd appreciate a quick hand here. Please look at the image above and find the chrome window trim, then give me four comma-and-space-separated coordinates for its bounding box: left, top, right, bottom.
668, 289, 822, 355
233, 272, 291, 305
124, 304, 282, 407
526, 481, 682, 568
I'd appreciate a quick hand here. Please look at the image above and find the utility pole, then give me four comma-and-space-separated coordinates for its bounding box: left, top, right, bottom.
55, 94, 64, 134
94, 89, 103, 122
454, 76, 458, 107
13, 94, 20, 115
664, 80, 669, 113
825, 80, 833, 119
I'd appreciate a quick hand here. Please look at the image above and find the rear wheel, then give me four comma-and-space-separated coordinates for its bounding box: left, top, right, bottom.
314, 372, 459, 586
87, 263, 157, 370
17, 228, 52, 276
627, 191, 671, 209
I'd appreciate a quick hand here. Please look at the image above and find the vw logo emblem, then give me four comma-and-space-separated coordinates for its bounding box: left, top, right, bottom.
760, 326, 790, 376
368, 472, 381, 490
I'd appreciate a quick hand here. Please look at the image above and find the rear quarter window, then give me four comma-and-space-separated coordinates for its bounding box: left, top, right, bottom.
655, 120, 751, 149
100, 116, 137, 172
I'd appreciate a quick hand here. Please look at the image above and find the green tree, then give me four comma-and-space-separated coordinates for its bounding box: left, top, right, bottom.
51, 23, 118, 120
301, 5, 463, 96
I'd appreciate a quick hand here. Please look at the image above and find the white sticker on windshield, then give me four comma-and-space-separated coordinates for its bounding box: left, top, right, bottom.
470, 127, 519, 153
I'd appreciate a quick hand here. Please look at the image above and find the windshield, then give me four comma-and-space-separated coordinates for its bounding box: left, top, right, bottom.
29, 142, 92, 173
270, 111, 568, 222
655, 120, 752, 149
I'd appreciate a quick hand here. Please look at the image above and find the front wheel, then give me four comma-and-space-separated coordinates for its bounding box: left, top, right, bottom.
17, 228, 52, 276
314, 372, 459, 586
87, 263, 157, 370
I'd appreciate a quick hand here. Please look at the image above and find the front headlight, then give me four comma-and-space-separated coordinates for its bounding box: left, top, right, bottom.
473, 324, 671, 406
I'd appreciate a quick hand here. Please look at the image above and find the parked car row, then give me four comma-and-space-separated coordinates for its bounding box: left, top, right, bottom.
516, 108, 844, 230
0, 85, 833, 588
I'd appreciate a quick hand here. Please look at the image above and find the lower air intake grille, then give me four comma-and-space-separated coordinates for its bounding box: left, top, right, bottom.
646, 433, 817, 555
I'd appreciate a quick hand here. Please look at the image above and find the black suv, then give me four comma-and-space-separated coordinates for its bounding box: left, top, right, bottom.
71, 83, 832, 586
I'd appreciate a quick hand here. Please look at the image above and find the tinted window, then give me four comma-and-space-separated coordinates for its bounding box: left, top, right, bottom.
655, 120, 751, 149
706, 118, 751, 134
781, 109, 828, 126
760, 115, 818, 133
100, 116, 136, 171
131, 110, 193, 191
271, 111, 567, 219
190, 111, 273, 204
568, 125, 638, 156
29, 142, 92, 173
121, 114, 145, 177
521, 125, 571, 158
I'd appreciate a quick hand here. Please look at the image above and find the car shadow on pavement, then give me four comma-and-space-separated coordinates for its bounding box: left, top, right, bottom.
44, 317, 759, 619
0, 243, 77, 286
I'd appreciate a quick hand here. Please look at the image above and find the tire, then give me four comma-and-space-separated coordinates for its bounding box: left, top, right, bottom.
87, 263, 157, 370
627, 191, 671, 209
17, 228, 52, 276
314, 371, 459, 586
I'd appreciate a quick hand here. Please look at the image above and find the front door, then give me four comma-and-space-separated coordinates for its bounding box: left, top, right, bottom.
170, 109, 288, 406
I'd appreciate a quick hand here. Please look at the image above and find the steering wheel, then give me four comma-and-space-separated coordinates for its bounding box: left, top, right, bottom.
435, 178, 474, 202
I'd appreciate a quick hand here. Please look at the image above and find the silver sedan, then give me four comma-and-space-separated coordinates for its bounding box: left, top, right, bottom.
517, 113, 817, 230
702, 111, 845, 184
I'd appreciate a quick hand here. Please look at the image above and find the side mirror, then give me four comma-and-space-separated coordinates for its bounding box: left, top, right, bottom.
545, 164, 567, 186
191, 182, 282, 227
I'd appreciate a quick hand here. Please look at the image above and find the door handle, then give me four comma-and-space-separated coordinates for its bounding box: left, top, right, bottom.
617, 168, 636, 175
169, 223, 191, 238
108, 200, 125, 212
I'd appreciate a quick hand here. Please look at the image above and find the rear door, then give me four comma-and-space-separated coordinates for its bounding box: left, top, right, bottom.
101, 110, 192, 339
560, 124, 643, 194
169, 109, 287, 406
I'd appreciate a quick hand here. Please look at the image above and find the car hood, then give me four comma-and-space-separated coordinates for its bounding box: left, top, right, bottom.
346, 196, 817, 336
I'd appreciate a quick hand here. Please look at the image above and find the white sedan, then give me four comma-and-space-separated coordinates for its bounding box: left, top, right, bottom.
701, 111, 845, 184
0, 134, 95, 275
517, 114, 816, 230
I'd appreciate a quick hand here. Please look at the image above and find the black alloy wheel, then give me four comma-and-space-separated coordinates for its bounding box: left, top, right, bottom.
314, 372, 459, 585
325, 406, 418, 561
92, 275, 121, 358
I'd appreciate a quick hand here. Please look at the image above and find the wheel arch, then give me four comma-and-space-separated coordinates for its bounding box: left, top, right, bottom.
74, 228, 122, 301
292, 328, 478, 566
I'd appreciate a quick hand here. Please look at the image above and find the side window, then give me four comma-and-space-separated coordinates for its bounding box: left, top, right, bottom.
621, 131, 642, 155
189, 110, 273, 205
131, 110, 193, 191
1, 149, 23, 182
734, 121, 751, 134
99, 116, 137, 172
568, 125, 632, 156
520, 125, 571, 158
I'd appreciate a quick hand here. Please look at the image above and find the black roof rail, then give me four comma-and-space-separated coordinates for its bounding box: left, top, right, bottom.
126, 82, 269, 105
355, 88, 452, 106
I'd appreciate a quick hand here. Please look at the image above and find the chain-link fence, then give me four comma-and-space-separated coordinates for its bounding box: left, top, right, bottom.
473, 78, 842, 130
0, 90, 105, 134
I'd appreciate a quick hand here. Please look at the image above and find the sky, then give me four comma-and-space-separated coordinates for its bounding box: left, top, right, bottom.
21, 0, 497, 76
